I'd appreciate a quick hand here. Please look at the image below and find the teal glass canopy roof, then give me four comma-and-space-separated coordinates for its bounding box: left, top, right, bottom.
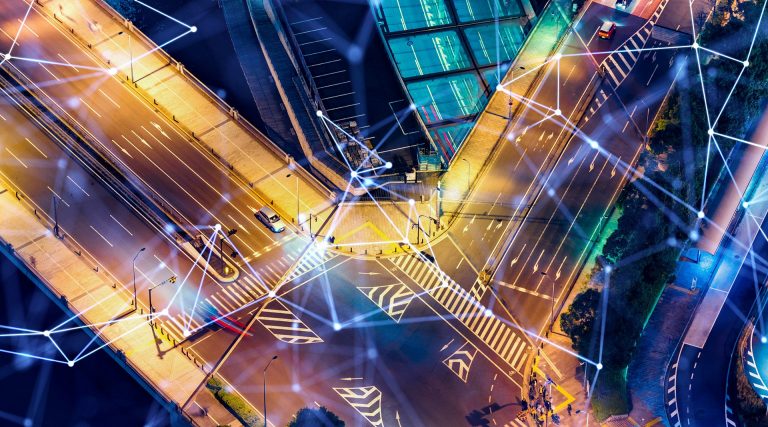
373, 0, 534, 164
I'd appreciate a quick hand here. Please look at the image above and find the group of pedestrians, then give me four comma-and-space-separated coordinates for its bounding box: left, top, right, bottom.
520, 372, 578, 426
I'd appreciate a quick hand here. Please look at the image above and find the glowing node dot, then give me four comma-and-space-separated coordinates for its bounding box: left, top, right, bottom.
160, 309, 169, 317
183, 330, 190, 337
23, 419, 32, 427
409, 103, 417, 111
363, 178, 374, 186
316, 110, 323, 117
553, 52, 562, 60
190, 26, 198, 33
707, 128, 714, 136
67, 361, 75, 367
107, 67, 118, 75
333, 322, 342, 331
43, 330, 50, 337
214, 223, 222, 231
350, 170, 358, 178
604, 265, 613, 274
762, 336, 768, 344
689, 230, 699, 241
385, 161, 393, 169
554, 109, 562, 116
496, 84, 504, 92
697, 210, 705, 219
743, 201, 750, 208
408, 198, 415, 206
596, 363, 603, 370
744, 60, 750, 67
484, 309, 493, 317
292, 383, 301, 392
588, 139, 599, 149
5, 53, 13, 61
268, 291, 276, 298
692, 42, 699, 49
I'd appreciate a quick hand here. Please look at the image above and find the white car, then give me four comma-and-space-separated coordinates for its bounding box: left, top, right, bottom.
255, 206, 286, 233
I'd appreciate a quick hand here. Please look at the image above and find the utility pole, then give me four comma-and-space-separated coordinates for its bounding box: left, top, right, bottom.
263, 355, 278, 427
128, 33, 134, 83
286, 173, 300, 222
52, 194, 60, 239
541, 271, 555, 332
461, 158, 470, 190
132, 248, 146, 311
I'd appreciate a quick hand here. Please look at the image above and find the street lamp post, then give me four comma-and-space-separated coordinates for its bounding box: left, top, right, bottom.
148, 276, 176, 324
541, 271, 555, 332
461, 158, 470, 190
286, 173, 300, 222
132, 247, 146, 311
263, 355, 278, 427
128, 33, 134, 83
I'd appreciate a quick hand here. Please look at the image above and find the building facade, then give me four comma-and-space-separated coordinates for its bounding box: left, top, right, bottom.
371, 0, 537, 166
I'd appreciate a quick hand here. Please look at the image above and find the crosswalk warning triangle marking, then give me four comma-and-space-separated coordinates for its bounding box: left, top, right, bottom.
357, 283, 415, 323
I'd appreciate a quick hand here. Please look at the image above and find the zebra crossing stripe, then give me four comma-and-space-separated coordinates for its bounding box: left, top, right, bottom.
218, 287, 241, 308
622, 44, 637, 61
392, 256, 530, 373
334, 386, 383, 426
240, 275, 266, 296
209, 293, 236, 313
617, 52, 632, 70
233, 280, 259, 300
227, 285, 249, 304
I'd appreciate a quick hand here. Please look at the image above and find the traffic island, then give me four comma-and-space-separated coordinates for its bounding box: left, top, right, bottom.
206, 376, 262, 427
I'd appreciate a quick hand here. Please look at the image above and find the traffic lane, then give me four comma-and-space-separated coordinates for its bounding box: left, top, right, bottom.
214, 258, 523, 426
448, 60, 601, 272
495, 90, 641, 281
0, 90, 233, 332
0, 7, 280, 247
442, 3, 638, 271
684, 257, 765, 426
615, 39, 689, 133
574, 3, 647, 63
0, 4, 299, 261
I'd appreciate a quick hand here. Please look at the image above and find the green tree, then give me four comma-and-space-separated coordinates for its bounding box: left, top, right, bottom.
287, 407, 345, 427
560, 288, 600, 357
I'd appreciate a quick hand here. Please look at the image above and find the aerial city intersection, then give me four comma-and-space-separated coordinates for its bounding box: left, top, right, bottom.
0, 0, 766, 426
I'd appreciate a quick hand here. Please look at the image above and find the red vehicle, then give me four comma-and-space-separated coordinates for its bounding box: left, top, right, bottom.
200, 303, 251, 335
598, 21, 617, 40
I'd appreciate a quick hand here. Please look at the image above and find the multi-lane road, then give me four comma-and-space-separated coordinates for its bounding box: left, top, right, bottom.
0, 0, 714, 425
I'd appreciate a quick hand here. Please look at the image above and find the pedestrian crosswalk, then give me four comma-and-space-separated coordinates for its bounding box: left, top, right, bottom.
156, 240, 338, 342
391, 255, 530, 374
161, 274, 269, 340
284, 245, 336, 282
600, 0, 669, 88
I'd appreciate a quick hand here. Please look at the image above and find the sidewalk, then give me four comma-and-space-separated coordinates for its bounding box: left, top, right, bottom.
41, 0, 334, 223
0, 179, 233, 427
41, 0, 579, 258
439, 0, 573, 216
